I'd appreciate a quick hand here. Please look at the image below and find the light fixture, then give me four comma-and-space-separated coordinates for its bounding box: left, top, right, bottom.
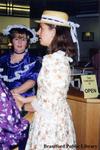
0, 3, 30, 12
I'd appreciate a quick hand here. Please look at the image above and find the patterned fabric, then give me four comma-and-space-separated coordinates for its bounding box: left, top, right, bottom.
25, 50, 76, 150
0, 79, 29, 149
0, 50, 42, 97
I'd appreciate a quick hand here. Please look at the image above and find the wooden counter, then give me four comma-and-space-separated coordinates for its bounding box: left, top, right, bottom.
14, 88, 100, 150
67, 87, 100, 149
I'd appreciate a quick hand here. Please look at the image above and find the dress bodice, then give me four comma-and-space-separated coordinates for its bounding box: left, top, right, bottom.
0, 50, 42, 97
37, 50, 72, 107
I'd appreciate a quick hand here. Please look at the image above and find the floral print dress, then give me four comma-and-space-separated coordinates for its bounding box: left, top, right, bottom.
0, 79, 29, 149
25, 50, 76, 150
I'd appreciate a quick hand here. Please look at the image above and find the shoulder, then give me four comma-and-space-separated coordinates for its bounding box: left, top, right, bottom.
43, 50, 73, 64
0, 52, 9, 63
26, 51, 42, 63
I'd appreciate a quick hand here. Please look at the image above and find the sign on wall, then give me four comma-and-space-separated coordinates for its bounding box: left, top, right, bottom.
81, 75, 99, 98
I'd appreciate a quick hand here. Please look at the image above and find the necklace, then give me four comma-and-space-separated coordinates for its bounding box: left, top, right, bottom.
14, 50, 26, 54
10, 49, 28, 64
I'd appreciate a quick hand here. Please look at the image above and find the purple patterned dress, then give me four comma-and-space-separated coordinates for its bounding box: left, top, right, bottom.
0, 79, 29, 149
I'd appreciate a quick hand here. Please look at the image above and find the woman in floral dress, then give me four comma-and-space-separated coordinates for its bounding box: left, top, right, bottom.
13, 10, 78, 150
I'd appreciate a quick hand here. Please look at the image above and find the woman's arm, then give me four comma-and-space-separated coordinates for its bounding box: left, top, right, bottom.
11, 80, 36, 94
13, 93, 36, 103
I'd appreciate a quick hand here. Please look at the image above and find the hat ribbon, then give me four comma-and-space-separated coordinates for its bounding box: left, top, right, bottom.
42, 15, 69, 26
68, 21, 80, 61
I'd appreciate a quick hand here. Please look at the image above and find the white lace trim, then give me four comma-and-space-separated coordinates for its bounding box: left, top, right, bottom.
52, 50, 73, 63
0, 61, 36, 82
66, 56, 73, 63
3, 24, 38, 43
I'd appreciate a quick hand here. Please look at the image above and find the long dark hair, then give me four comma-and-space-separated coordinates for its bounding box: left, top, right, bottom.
48, 24, 76, 57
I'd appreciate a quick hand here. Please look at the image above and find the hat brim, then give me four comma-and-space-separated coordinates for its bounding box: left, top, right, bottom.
35, 20, 70, 28
10, 28, 33, 38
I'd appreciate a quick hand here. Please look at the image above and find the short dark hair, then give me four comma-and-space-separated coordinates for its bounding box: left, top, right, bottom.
9, 29, 30, 48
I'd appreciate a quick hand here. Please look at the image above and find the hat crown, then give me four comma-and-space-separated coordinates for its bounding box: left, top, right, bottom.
42, 10, 69, 21
35, 10, 70, 27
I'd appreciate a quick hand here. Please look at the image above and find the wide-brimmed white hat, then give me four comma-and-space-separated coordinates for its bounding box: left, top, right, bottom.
3, 24, 38, 43
35, 10, 70, 27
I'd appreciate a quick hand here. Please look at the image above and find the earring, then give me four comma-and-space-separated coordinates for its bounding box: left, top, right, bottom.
8, 42, 12, 48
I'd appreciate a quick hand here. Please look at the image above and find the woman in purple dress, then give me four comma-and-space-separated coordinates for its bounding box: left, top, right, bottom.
0, 78, 29, 149
0, 25, 41, 150
0, 24, 42, 98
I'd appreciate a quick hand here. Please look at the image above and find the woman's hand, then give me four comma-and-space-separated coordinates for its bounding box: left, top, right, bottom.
11, 88, 21, 95
15, 99, 24, 111
12, 93, 25, 110
24, 103, 35, 112
12, 93, 36, 112
12, 93, 26, 103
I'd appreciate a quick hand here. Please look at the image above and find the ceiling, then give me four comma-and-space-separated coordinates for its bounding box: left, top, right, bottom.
0, 0, 29, 6
0, 0, 99, 18
30, 0, 100, 18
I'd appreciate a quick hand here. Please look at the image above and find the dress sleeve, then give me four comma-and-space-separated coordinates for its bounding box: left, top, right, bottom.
0, 54, 9, 81
0, 54, 8, 70
26, 56, 42, 82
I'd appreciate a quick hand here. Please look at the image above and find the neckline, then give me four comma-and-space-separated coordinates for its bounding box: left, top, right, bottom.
13, 49, 28, 55
13, 50, 26, 54
8, 50, 29, 67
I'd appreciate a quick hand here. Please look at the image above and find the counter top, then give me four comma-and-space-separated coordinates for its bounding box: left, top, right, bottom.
67, 87, 100, 103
